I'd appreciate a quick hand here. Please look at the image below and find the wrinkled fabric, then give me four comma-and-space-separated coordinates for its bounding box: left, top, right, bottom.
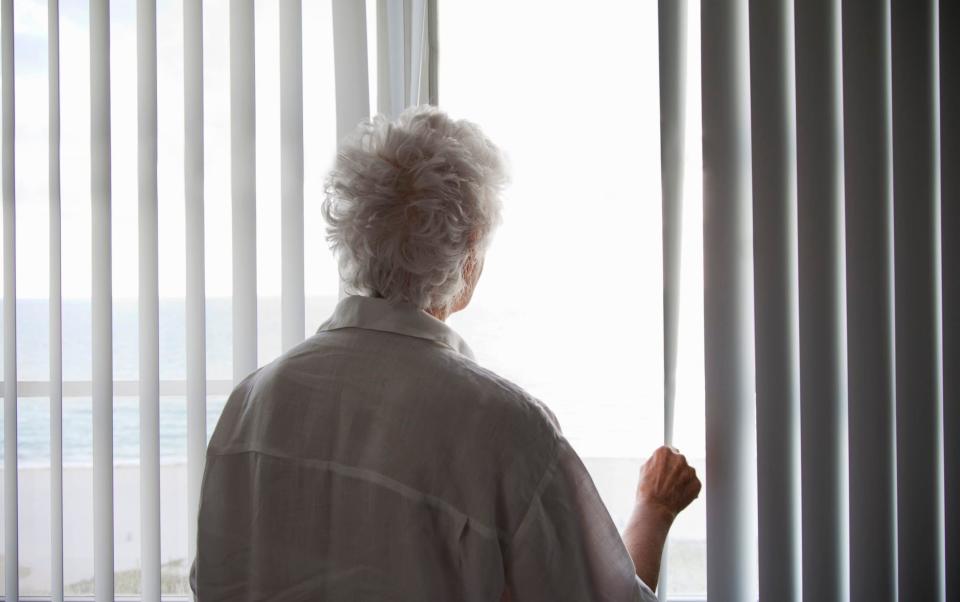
191, 295, 656, 602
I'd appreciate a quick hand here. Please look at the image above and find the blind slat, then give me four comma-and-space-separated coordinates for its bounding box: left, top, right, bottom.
426, 0, 438, 105
375, 0, 388, 118
940, 1, 959, 599
795, 1, 849, 599
749, 1, 801, 600
230, 0, 257, 384
183, 0, 206, 565
700, 0, 758, 598
137, 0, 161, 599
407, 0, 425, 107
656, 0, 686, 596
332, 0, 370, 142
841, 2, 898, 599
384, 0, 404, 117
657, 0, 686, 452
48, 0, 64, 599
280, 0, 305, 352
891, 0, 945, 599
1, 0, 18, 598
332, 0, 370, 299
90, 0, 114, 599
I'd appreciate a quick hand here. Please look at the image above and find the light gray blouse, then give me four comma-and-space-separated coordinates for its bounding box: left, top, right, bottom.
191, 295, 655, 601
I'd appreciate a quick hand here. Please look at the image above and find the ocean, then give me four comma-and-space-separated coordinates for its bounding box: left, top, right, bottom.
2, 296, 338, 466
2, 293, 673, 466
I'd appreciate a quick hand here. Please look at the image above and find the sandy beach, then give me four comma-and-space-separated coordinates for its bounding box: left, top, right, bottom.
3, 463, 192, 595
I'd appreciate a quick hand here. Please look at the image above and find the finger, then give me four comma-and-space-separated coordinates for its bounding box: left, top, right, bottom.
690, 473, 703, 496
667, 453, 688, 475
651, 446, 674, 468
682, 475, 702, 501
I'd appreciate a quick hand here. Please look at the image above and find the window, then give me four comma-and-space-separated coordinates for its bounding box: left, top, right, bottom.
1, 0, 341, 595
2, 0, 710, 598
439, 1, 707, 596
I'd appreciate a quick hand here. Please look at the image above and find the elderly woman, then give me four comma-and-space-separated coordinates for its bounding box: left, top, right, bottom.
191, 107, 700, 601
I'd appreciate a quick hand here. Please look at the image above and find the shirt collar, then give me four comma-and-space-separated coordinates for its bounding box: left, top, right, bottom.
317, 295, 476, 360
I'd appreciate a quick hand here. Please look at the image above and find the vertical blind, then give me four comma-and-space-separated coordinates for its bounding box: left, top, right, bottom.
1, 2, 17, 600
656, 3, 685, 599
700, 0, 759, 597
46, 1, 63, 599
941, 2, 958, 599
182, 0, 204, 583
842, 2, 897, 599
0, 1, 954, 601
89, 2, 113, 600
0, 0, 435, 600
693, 0, 952, 600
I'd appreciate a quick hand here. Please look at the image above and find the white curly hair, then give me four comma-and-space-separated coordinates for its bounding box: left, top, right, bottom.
322, 105, 507, 314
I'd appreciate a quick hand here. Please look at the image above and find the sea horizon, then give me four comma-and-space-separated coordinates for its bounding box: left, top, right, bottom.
2, 292, 678, 464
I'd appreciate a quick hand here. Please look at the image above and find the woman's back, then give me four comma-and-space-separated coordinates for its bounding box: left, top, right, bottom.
190, 295, 560, 602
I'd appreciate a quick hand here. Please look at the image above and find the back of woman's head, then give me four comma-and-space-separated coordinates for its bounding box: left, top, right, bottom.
322, 106, 507, 313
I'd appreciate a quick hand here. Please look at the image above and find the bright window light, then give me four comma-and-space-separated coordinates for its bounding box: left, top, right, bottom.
439, 1, 706, 596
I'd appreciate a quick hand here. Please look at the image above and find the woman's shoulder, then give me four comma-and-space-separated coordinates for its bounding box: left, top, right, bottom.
444, 354, 564, 439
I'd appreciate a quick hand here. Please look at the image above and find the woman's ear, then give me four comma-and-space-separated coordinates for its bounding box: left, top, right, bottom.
448, 250, 482, 316
465, 249, 484, 284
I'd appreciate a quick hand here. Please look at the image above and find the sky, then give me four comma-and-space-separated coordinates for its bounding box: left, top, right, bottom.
6, 0, 343, 300
438, 0, 707, 458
